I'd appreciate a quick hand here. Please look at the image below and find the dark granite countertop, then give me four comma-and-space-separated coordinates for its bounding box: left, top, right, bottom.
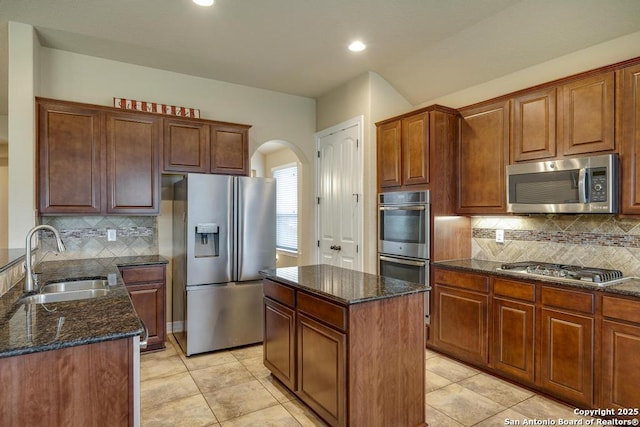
0, 255, 168, 359
260, 264, 429, 305
432, 259, 640, 298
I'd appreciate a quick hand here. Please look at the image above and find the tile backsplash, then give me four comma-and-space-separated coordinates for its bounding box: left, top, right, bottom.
472, 214, 640, 277
39, 216, 158, 261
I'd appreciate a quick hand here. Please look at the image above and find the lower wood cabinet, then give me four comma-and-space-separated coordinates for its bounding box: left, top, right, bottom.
601, 295, 640, 410
0, 338, 135, 426
119, 264, 166, 352
263, 278, 425, 427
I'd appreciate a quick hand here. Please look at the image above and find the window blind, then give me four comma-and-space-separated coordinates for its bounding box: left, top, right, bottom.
272, 164, 298, 252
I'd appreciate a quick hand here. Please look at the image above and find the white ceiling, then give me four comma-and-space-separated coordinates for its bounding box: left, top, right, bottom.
1, 0, 640, 122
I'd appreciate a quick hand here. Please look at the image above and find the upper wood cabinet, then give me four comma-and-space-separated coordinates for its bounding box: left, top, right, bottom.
619, 64, 640, 214
376, 119, 402, 188
402, 112, 430, 186
162, 118, 210, 173
38, 101, 104, 214
558, 71, 615, 156
106, 111, 161, 215
512, 87, 557, 162
457, 100, 509, 214
211, 124, 250, 176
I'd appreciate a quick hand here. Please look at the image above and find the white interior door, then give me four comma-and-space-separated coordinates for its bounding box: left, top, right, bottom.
317, 119, 362, 270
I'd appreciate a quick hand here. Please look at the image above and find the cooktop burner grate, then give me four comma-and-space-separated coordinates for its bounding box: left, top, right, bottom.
500, 261, 624, 284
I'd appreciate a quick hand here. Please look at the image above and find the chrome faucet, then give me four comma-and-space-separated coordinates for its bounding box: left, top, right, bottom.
24, 225, 66, 292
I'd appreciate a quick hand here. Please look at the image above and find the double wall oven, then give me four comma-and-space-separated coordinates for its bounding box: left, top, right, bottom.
378, 190, 431, 323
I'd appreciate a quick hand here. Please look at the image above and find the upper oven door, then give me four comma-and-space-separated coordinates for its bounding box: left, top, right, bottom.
378, 202, 430, 259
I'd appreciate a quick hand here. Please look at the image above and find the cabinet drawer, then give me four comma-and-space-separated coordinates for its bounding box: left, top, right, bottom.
298, 292, 347, 332
264, 279, 295, 308
434, 269, 489, 293
119, 265, 165, 285
602, 296, 640, 324
493, 278, 535, 302
541, 286, 594, 314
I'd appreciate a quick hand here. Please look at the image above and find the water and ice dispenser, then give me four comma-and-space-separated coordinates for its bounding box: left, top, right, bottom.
195, 223, 219, 257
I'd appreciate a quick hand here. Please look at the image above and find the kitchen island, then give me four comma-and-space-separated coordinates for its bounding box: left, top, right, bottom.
0, 256, 167, 427
261, 264, 429, 427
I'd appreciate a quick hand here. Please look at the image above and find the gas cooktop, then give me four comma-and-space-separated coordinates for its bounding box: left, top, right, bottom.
499, 261, 626, 286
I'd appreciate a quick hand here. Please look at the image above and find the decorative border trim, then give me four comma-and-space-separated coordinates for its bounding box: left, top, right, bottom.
114, 97, 200, 118
473, 228, 640, 248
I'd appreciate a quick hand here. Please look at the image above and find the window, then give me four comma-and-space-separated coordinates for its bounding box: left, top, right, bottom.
273, 164, 298, 252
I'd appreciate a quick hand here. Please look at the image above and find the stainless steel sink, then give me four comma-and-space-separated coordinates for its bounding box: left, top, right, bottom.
41, 279, 109, 293
19, 279, 111, 305
20, 288, 110, 304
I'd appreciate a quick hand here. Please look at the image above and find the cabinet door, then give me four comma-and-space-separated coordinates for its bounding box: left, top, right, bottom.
433, 285, 489, 365
106, 112, 161, 214
402, 112, 429, 186
601, 320, 640, 410
210, 124, 249, 175
559, 72, 615, 155
263, 297, 297, 390
162, 118, 210, 173
540, 308, 594, 407
37, 101, 104, 214
620, 64, 640, 214
127, 282, 165, 352
512, 88, 557, 162
492, 297, 535, 384
297, 313, 346, 427
458, 100, 509, 214
377, 120, 402, 188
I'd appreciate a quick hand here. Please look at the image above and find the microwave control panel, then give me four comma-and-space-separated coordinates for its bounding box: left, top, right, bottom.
590, 168, 608, 202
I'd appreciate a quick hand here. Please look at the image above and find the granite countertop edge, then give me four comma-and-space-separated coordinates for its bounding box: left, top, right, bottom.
261, 264, 430, 305
0, 255, 168, 359
432, 259, 640, 298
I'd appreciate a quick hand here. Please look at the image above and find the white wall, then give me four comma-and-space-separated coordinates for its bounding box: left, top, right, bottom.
0, 115, 7, 248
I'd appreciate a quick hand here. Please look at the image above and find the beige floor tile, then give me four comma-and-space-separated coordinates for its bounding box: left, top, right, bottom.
203, 379, 280, 422
238, 355, 272, 377
180, 349, 238, 372
458, 372, 535, 407
141, 371, 201, 411
425, 404, 465, 427
220, 405, 301, 427
426, 383, 506, 426
426, 356, 481, 382
190, 360, 256, 393
141, 394, 219, 427
473, 408, 531, 426
282, 399, 328, 427
258, 374, 297, 403
230, 343, 263, 361
511, 395, 580, 420
426, 369, 453, 393
141, 354, 188, 381
425, 348, 440, 360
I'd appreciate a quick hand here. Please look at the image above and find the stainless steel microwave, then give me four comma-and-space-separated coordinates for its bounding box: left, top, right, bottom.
506, 154, 618, 214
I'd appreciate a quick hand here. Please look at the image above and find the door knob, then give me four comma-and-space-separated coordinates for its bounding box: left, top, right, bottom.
335, 245, 342, 251
330, 245, 336, 250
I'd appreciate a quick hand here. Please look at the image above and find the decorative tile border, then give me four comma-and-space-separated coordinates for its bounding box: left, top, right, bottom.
472, 228, 640, 248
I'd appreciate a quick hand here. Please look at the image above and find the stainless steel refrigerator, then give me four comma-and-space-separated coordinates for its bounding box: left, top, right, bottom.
172, 174, 276, 356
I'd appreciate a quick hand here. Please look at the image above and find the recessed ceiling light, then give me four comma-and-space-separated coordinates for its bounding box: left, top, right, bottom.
348, 41, 366, 52
193, 0, 214, 6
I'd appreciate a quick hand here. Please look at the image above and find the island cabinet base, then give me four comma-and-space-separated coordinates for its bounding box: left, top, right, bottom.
0, 338, 134, 426
263, 277, 426, 427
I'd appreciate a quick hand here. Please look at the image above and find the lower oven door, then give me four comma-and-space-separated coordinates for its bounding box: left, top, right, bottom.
378, 254, 430, 324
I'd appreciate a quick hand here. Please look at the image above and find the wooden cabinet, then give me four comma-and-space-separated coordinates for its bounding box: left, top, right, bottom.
491, 278, 536, 384
457, 100, 509, 214
263, 277, 425, 427
37, 100, 104, 214
539, 287, 595, 407
263, 280, 296, 390
432, 268, 489, 365
211, 124, 250, 176
559, 72, 615, 156
0, 338, 135, 426
162, 118, 210, 173
512, 88, 557, 162
619, 64, 640, 214
601, 295, 640, 410
376, 111, 429, 189
119, 264, 166, 352
106, 112, 161, 215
